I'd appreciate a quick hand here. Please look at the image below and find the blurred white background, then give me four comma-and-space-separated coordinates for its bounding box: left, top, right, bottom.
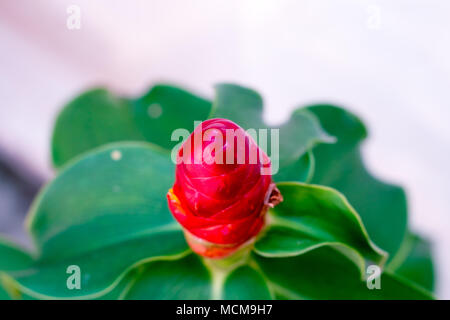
0, 0, 449, 298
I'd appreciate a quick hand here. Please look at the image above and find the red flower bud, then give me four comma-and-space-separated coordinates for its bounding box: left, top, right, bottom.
167, 119, 282, 258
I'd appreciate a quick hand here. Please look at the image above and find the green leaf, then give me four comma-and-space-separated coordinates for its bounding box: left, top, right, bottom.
0, 238, 33, 272
208, 84, 335, 182
132, 84, 211, 150
123, 254, 273, 300
254, 182, 387, 273
0, 237, 34, 300
52, 89, 143, 168
222, 265, 273, 299
387, 233, 434, 292
2, 270, 138, 300
11, 143, 189, 299
254, 246, 433, 300
308, 105, 407, 259
52, 85, 211, 168
124, 254, 212, 300
0, 282, 9, 300
0, 275, 35, 300
94, 269, 142, 300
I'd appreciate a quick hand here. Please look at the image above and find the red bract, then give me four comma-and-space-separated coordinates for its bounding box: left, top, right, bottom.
167, 118, 282, 258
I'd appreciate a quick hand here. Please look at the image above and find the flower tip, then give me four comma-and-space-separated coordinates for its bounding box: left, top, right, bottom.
166, 118, 282, 259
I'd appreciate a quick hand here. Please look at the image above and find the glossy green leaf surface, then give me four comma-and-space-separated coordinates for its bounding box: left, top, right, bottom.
8, 270, 138, 300
95, 269, 144, 300
210, 84, 335, 182
132, 85, 212, 149
308, 105, 407, 259
123, 254, 272, 300
0, 283, 9, 300
255, 183, 387, 272
222, 265, 272, 299
12, 143, 189, 299
124, 254, 211, 300
0, 237, 34, 300
52, 89, 142, 168
387, 233, 434, 292
255, 246, 433, 300
52, 85, 211, 168
0, 238, 33, 272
